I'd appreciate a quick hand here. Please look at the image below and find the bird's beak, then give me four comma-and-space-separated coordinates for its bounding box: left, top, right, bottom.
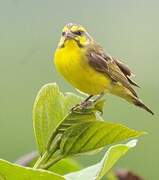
65, 31, 75, 39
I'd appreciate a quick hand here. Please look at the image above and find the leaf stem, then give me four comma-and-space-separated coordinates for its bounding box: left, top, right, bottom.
33, 149, 63, 170
33, 151, 48, 169
40, 154, 63, 170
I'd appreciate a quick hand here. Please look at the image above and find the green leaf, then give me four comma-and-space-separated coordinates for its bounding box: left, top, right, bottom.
41, 99, 143, 169
16, 152, 81, 175
47, 109, 97, 152
65, 140, 137, 180
60, 120, 143, 155
97, 140, 137, 179
0, 159, 64, 180
63, 92, 83, 113
38, 103, 104, 169
33, 83, 82, 154
32, 83, 143, 170
48, 158, 81, 175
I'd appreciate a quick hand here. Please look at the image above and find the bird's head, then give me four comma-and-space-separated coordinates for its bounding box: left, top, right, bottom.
57, 23, 93, 48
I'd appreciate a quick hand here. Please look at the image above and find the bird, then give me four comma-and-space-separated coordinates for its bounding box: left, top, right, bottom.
54, 23, 153, 115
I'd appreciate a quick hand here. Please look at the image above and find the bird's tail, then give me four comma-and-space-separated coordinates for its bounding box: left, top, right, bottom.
110, 84, 154, 115
132, 96, 154, 115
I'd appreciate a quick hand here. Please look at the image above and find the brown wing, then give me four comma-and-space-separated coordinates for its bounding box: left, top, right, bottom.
113, 58, 140, 88
87, 45, 138, 97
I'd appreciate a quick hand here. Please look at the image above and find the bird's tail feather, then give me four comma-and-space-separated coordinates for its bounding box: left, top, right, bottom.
110, 84, 154, 115
132, 96, 154, 115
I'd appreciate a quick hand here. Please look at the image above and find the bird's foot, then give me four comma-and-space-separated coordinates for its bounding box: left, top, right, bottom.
71, 95, 93, 112
80, 100, 93, 109
71, 93, 105, 113
71, 100, 93, 112
71, 103, 80, 111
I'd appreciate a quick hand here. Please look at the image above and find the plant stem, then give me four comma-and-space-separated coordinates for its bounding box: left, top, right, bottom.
33, 150, 63, 170
33, 151, 48, 169
40, 155, 63, 170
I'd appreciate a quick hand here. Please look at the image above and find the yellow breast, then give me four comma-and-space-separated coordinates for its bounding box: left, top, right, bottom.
54, 40, 111, 95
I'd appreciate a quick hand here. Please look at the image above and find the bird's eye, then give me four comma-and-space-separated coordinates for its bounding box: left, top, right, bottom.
73, 30, 83, 36
62, 31, 66, 36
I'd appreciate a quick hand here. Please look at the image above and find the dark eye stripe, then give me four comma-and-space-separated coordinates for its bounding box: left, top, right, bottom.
73, 30, 83, 36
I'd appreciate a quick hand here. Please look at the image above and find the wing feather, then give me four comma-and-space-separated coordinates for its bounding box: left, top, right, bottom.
113, 58, 140, 88
87, 46, 138, 97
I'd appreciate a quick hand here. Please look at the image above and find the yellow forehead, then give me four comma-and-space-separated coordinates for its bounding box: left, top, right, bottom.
63, 24, 86, 32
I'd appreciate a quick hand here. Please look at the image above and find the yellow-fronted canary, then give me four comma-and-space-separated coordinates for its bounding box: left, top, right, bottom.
54, 23, 153, 115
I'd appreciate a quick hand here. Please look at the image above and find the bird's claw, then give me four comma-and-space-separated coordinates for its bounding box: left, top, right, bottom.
71, 100, 93, 112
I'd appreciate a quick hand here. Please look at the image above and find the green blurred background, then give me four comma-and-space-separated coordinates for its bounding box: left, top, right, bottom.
0, 0, 158, 179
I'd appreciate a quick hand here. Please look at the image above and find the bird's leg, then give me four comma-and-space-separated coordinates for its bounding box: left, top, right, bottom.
71, 93, 105, 111
71, 95, 93, 111
83, 95, 94, 103
80, 94, 94, 107
93, 92, 105, 103
80, 93, 105, 109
